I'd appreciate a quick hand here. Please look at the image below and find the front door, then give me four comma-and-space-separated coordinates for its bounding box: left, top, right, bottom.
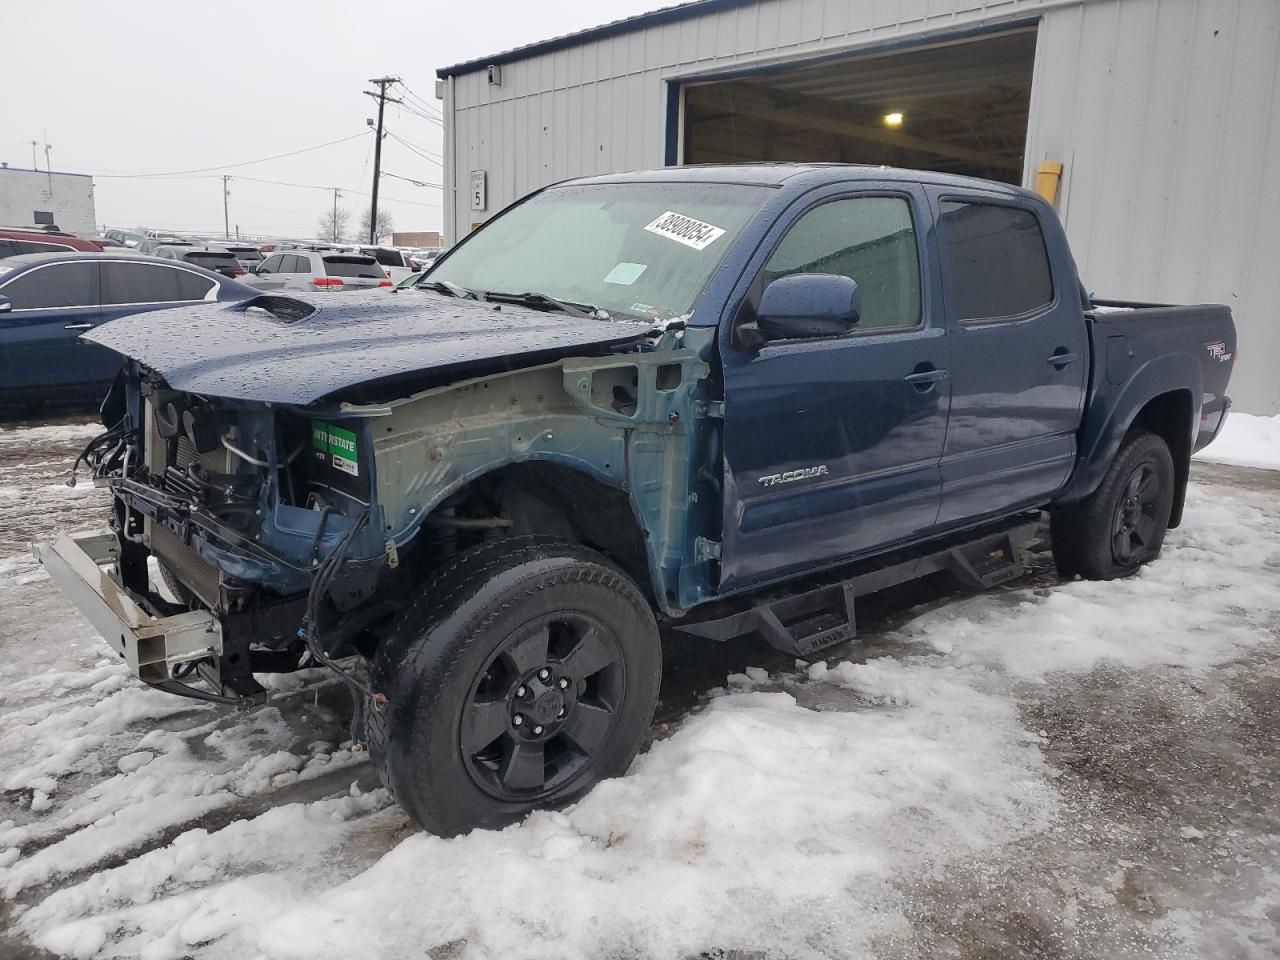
928, 192, 1088, 526
719, 188, 950, 594
0, 260, 112, 397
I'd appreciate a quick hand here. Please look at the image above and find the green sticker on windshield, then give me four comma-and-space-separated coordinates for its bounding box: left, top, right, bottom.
312, 422, 359, 477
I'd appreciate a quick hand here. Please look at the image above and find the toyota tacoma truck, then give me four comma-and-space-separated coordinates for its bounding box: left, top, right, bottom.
36, 165, 1236, 835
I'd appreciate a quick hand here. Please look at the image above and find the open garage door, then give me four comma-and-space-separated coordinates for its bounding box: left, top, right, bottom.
681, 28, 1037, 184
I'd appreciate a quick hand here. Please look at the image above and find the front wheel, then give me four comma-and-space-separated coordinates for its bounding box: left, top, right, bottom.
1051, 430, 1175, 580
365, 537, 661, 836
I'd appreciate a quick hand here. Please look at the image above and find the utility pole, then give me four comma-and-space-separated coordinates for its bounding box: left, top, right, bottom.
364, 76, 401, 243
222, 176, 231, 239
30, 141, 37, 170
332, 187, 342, 241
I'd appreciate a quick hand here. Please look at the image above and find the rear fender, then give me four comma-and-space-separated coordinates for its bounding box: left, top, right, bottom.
1058, 350, 1201, 507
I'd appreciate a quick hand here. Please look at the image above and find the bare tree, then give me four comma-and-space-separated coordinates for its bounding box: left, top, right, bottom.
358, 208, 395, 244
318, 206, 352, 243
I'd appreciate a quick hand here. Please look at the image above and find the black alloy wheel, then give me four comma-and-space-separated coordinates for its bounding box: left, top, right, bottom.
1111, 462, 1162, 566
462, 613, 625, 801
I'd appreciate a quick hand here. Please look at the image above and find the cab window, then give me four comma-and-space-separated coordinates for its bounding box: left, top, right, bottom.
761, 196, 922, 333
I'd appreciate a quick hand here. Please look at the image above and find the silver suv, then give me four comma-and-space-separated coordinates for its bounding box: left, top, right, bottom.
246, 250, 391, 292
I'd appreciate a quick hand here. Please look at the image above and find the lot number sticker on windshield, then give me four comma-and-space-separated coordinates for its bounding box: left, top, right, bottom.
644, 211, 726, 251
312, 422, 359, 477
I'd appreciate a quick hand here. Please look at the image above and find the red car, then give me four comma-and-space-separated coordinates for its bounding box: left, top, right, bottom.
0, 228, 109, 258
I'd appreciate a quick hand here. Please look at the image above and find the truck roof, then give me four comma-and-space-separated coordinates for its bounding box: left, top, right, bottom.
570, 162, 1034, 199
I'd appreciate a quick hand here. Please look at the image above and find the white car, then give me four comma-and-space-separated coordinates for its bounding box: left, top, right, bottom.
245, 249, 392, 292
357, 246, 416, 284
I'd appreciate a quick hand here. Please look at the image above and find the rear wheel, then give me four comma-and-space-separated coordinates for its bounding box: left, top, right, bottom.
1051, 430, 1175, 580
365, 537, 661, 835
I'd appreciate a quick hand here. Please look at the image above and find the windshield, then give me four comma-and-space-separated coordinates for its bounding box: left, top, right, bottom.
426, 181, 771, 321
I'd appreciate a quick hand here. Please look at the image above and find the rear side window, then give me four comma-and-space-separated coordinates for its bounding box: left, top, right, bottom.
938, 201, 1054, 320
101, 262, 214, 304
0, 262, 96, 309
762, 195, 921, 332
323, 256, 382, 278
289, 255, 312, 274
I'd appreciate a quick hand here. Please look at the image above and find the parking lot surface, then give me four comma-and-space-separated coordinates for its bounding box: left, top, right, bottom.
1, 416, 1277, 959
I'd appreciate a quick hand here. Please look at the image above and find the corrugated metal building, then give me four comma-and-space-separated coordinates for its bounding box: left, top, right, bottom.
0, 166, 97, 236
436, 0, 1280, 414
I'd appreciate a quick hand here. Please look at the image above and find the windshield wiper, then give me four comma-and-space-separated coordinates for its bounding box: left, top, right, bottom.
479, 290, 606, 320
415, 278, 478, 299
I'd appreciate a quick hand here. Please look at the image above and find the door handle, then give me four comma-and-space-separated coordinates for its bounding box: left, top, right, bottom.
903, 368, 949, 385
1047, 350, 1078, 369
63, 322, 93, 330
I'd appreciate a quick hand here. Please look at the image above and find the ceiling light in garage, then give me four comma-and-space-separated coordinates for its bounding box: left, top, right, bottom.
883, 112, 904, 128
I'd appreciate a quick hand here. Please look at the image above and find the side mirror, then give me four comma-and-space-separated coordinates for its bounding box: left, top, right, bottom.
0, 296, 11, 314
248, 265, 261, 275
750, 274, 861, 344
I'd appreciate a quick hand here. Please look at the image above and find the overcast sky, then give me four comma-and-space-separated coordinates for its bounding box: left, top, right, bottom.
6, 0, 668, 240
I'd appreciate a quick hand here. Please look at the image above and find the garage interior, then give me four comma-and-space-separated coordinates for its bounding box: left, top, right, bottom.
681, 28, 1038, 184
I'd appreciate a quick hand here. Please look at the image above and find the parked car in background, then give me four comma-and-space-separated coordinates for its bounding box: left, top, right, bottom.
151, 244, 246, 278
144, 230, 184, 241
104, 229, 148, 248
246, 250, 392, 291
220, 244, 264, 271
357, 246, 415, 283
137, 237, 192, 255
0, 252, 255, 405
0, 228, 109, 256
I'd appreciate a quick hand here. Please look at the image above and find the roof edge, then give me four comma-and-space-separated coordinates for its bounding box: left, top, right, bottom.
436, 0, 754, 79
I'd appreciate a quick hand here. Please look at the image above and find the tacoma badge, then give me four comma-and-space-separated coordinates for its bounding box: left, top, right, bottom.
759, 465, 829, 487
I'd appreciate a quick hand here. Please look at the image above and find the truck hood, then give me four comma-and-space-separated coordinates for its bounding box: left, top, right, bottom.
85, 291, 650, 405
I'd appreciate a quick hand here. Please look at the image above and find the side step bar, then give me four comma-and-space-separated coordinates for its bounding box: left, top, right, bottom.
674, 514, 1041, 657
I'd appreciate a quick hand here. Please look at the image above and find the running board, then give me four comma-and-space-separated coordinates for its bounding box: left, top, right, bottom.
674, 515, 1041, 657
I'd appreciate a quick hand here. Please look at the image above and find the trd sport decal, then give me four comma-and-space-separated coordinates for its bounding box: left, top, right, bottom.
1206, 341, 1233, 363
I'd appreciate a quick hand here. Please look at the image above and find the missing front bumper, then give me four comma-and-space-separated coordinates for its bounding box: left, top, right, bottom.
33, 529, 223, 684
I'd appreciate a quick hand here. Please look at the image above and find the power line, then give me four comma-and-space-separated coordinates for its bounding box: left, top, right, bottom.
395, 81, 443, 120
393, 98, 443, 127
385, 130, 442, 167
382, 171, 442, 189
89, 133, 370, 179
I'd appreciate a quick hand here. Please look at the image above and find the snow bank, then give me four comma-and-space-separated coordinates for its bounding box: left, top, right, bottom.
0, 422, 102, 447
3, 483, 1277, 959
1193, 411, 1280, 471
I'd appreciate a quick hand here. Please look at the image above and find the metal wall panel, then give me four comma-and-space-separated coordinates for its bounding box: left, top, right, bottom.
443, 0, 1280, 412
1028, 0, 1280, 413
443, 0, 1084, 241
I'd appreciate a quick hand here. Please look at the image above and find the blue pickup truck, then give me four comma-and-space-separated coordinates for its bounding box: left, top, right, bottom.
37, 164, 1235, 835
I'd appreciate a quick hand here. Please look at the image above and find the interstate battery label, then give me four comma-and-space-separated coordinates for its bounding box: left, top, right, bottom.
312, 422, 359, 477
643, 211, 726, 251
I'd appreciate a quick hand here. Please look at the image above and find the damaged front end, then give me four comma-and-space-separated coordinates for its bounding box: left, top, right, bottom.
36, 365, 393, 705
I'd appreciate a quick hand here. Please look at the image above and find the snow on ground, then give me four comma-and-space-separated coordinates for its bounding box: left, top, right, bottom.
1193, 411, 1280, 471
1, 418, 1278, 959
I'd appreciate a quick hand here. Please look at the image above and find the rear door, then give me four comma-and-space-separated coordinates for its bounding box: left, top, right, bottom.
0, 260, 111, 396
248, 254, 289, 290
928, 191, 1088, 526
98, 260, 218, 326
719, 184, 950, 593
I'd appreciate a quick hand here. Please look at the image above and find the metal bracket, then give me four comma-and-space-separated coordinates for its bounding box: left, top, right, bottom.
694, 536, 721, 562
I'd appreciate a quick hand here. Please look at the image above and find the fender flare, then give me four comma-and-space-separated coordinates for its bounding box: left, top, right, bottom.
1058, 351, 1201, 507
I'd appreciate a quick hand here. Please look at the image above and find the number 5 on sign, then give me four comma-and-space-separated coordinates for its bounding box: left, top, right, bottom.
470, 170, 487, 211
